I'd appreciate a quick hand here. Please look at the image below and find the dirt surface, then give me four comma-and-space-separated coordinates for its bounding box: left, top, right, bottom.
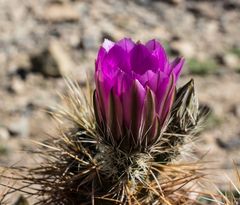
0, 0, 240, 201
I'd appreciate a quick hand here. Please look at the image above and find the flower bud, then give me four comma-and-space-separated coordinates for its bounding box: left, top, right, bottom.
94, 38, 184, 152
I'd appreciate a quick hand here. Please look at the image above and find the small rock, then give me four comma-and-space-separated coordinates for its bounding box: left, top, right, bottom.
7, 53, 31, 79
170, 40, 195, 58
135, 0, 151, 5
164, 0, 183, 5
223, 0, 240, 10
48, 40, 75, 77
31, 39, 75, 77
79, 18, 102, 50
7, 77, 25, 94
14, 195, 29, 205
81, 29, 101, 50
0, 126, 9, 140
8, 116, 29, 138
0, 52, 7, 73
223, 53, 239, 70
41, 4, 79, 23
187, 3, 219, 19
216, 136, 240, 151
231, 104, 240, 118
67, 32, 81, 48
216, 138, 228, 149
0, 52, 7, 63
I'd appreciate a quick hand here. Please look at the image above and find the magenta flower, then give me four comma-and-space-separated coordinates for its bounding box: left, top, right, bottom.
94, 38, 184, 151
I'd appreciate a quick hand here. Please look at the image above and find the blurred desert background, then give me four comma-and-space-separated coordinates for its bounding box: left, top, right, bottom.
0, 0, 240, 202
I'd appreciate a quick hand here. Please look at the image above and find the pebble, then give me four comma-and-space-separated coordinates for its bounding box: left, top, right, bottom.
31, 39, 75, 77
165, 0, 184, 5
81, 21, 101, 50
8, 77, 25, 94
170, 40, 195, 58
8, 116, 29, 138
223, 53, 239, 70
13, 195, 29, 205
187, 2, 219, 19
216, 136, 240, 151
0, 126, 9, 140
40, 3, 80, 23
231, 104, 240, 118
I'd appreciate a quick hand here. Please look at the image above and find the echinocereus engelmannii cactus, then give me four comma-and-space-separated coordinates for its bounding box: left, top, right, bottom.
1, 38, 208, 205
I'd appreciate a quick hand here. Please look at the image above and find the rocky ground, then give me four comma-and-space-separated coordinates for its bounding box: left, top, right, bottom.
0, 0, 240, 202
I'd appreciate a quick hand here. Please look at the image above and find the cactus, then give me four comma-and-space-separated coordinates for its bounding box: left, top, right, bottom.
1, 39, 209, 205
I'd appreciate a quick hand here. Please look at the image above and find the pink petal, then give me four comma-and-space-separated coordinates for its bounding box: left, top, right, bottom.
113, 70, 133, 96
117, 38, 135, 53
102, 39, 115, 52
102, 44, 131, 75
95, 47, 107, 72
145, 39, 163, 51
137, 70, 156, 87
152, 47, 168, 72
130, 44, 158, 74
171, 57, 185, 80
95, 70, 114, 120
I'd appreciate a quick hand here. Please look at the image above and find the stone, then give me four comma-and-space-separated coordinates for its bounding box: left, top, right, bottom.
223, 53, 239, 70
216, 136, 240, 151
7, 53, 31, 79
165, 0, 183, 5
41, 4, 79, 23
187, 2, 219, 19
231, 104, 240, 118
223, 0, 240, 10
31, 39, 75, 77
8, 116, 29, 138
0, 126, 9, 140
81, 21, 101, 50
7, 77, 25, 94
135, 0, 151, 5
14, 195, 29, 205
170, 40, 195, 58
